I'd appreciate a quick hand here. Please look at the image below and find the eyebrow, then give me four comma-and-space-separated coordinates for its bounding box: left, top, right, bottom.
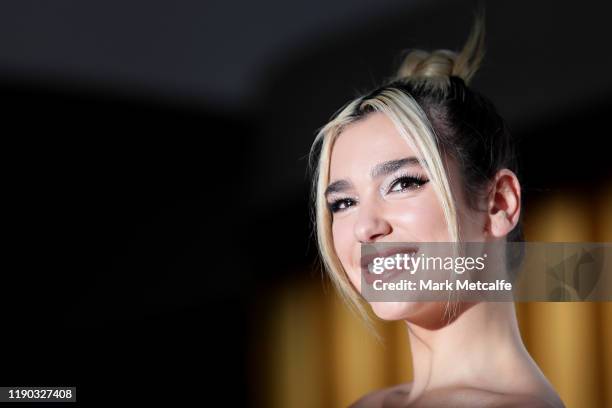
370, 157, 421, 178
324, 156, 422, 198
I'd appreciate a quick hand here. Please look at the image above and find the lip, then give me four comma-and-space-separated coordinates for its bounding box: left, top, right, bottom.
360, 245, 419, 285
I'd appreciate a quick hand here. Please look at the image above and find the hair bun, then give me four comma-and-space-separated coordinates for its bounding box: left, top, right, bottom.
394, 11, 485, 85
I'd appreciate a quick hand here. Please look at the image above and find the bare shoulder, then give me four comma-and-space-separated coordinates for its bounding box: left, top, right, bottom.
348, 383, 413, 408
349, 384, 562, 408
412, 387, 563, 408
486, 392, 563, 408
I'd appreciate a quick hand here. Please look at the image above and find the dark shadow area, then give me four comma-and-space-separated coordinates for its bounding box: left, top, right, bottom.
1, 76, 261, 406
1, 72, 321, 406
516, 100, 612, 194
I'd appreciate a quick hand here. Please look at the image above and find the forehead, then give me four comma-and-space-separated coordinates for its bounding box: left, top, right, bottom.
329, 112, 417, 180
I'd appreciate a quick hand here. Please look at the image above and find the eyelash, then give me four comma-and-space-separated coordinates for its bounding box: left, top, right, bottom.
387, 172, 429, 193
327, 173, 430, 214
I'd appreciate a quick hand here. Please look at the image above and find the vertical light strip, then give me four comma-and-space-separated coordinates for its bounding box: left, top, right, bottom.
265, 279, 329, 408
523, 192, 601, 407
598, 185, 612, 408
329, 292, 388, 407
390, 321, 413, 385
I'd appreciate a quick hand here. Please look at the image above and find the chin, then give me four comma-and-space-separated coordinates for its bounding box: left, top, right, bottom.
369, 301, 424, 321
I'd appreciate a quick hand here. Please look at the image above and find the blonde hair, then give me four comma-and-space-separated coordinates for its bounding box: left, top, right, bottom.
309, 12, 493, 324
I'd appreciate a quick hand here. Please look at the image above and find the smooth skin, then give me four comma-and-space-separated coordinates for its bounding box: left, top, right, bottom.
326, 112, 564, 408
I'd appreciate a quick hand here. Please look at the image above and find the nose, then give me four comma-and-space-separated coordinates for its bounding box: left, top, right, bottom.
353, 200, 392, 243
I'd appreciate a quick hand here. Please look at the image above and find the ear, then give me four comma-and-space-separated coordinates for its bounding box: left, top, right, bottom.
485, 169, 521, 239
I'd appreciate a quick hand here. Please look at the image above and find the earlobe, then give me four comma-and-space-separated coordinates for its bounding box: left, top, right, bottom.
489, 209, 510, 238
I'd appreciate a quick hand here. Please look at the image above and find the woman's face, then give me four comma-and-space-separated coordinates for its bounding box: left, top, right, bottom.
327, 112, 487, 324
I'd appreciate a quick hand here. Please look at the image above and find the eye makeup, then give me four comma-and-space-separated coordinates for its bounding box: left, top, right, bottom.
327, 196, 357, 214
381, 171, 430, 195
326, 171, 430, 214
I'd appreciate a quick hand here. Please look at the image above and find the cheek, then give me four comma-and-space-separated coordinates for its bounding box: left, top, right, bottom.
389, 191, 450, 241
331, 220, 351, 264
332, 219, 361, 288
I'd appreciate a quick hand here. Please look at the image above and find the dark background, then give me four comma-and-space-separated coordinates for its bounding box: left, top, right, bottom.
2, 0, 611, 406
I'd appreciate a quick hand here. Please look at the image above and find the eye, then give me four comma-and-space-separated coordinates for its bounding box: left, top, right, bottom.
388, 175, 429, 193
328, 198, 357, 213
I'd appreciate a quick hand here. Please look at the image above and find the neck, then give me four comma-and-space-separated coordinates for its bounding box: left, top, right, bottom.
404, 302, 543, 400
